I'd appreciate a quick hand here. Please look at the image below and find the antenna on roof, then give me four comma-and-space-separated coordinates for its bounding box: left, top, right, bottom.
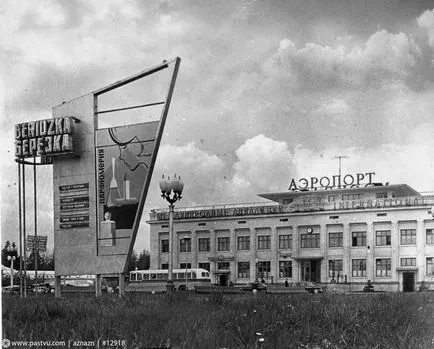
332, 155, 348, 178
332, 155, 348, 188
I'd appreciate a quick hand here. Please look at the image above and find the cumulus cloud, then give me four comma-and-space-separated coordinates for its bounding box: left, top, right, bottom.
263, 29, 421, 89
227, 134, 296, 196
155, 142, 226, 206
417, 8, 434, 49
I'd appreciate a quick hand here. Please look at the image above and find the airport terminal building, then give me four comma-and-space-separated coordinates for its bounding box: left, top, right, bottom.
148, 174, 434, 292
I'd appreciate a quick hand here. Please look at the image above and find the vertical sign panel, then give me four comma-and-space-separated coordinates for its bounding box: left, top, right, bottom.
95, 122, 159, 256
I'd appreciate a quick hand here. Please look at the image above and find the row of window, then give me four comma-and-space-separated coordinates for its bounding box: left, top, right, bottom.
161, 229, 434, 252
163, 258, 434, 278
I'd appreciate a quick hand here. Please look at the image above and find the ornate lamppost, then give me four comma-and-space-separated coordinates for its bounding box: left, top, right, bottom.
7, 242, 18, 288
159, 174, 183, 293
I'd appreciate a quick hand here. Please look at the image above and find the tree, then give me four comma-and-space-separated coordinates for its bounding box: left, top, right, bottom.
127, 250, 138, 271
137, 249, 150, 270
42, 252, 55, 270
26, 250, 44, 271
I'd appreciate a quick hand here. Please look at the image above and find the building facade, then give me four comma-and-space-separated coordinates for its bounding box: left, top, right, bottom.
148, 183, 434, 292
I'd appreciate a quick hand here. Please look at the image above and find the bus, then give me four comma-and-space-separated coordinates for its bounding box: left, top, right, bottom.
127, 268, 211, 293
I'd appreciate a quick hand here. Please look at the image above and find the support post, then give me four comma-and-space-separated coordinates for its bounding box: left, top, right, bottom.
166, 204, 175, 293
96, 274, 102, 297
55, 276, 62, 298
119, 273, 125, 296
18, 162, 23, 298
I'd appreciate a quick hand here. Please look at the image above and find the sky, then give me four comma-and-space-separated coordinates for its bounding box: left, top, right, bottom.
1, 0, 434, 253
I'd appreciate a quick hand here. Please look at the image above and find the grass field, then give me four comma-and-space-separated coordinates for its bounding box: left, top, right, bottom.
2, 292, 434, 349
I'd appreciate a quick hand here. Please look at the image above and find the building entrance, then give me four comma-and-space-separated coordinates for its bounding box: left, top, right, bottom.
402, 272, 415, 292
218, 274, 228, 286
301, 260, 321, 283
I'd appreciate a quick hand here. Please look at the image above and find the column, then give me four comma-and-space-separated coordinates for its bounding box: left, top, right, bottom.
391, 221, 399, 284
343, 223, 351, 283
230, 229, 236, 283
249, 228, 256, 282
292, 225, 299, 283
173, 232, 179, 270
192, 231, 197, 268
366, 222, 374, 282
320, 224, 327, 283
271, 227, 278, 284
416, 220, 424, 283
210, 229, 216, 284
55, 275, 62, 298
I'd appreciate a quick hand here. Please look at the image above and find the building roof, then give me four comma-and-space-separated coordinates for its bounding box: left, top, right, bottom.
257, 184, 421, 203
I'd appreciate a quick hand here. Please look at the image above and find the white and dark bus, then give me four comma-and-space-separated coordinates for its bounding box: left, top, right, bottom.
128, 268, 211, 292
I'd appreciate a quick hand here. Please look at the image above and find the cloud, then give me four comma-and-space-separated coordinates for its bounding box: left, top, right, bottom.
227, 134, 296, 196
292, 121, 434, 193
417, 8, 434, 49
155, 142, 226, 206
263, 29, 421, 89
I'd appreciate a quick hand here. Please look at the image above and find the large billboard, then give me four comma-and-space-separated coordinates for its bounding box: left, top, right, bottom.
46, 58, 181, 276
96, 122, 158, 255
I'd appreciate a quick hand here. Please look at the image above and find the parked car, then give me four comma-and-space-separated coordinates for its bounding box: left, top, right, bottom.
32, 283, 52, 294
304, 282, 326, 294
241, 282, 268, 292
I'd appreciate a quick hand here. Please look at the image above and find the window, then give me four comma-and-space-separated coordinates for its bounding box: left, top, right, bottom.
257, 261, 270, 279
400, 229, 416, 245
238, 262, 250, 278
217, 237, 230, 251
329, 232, 343, 247
180, 238, 191, 252
279, 235, 292, 249
161, 239, 169, 253
376, 259, 391, 277
300, 234, 320, 248
161, 263, 168, 270
237, 236, 250, 250
179, 263, 191, 269
376, 230, 391, 246
427, 258, 434, 276
342, 194, 362, 201
352, 231, 366, 247
258, 235, 271, 250
352, 259, 366, 277
198, 238, 210, 252
198, 262, 210, 271
328, 259, 343, 278
426, 229, 434, 245
401, 258, 416, 267
328, 195, 337, 202
218, 262, 230, 270
375, 192, 387, 199
279, 261, 292, 278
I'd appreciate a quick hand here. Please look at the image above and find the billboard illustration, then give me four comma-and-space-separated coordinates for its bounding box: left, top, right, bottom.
96, 121, 159, 255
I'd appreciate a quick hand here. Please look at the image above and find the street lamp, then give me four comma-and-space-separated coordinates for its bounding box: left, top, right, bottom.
159, 174, 183, 293
7, 242, 18, 288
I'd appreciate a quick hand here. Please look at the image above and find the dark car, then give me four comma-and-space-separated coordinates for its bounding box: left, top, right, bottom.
241, 282, 268, 292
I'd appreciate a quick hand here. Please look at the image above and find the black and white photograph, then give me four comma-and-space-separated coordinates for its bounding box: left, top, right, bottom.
2, 1, 434, 348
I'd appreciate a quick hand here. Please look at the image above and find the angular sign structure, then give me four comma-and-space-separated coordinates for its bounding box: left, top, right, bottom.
49, 58, 181, 276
